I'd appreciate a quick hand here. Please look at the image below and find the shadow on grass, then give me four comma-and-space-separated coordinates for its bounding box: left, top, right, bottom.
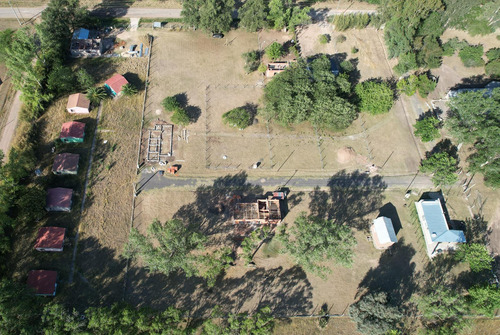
127, 264, 313, 318
309, 170, 387, 230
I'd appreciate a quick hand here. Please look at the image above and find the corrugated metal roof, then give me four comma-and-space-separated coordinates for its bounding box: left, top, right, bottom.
27, 270, 57, 295
418, 199, 466, 243
34, 227, 65, 250
373, 217, 398, 244
60, 121, 85, 139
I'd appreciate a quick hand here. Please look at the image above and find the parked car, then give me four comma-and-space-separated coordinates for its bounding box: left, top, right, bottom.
212, 33, 224, 39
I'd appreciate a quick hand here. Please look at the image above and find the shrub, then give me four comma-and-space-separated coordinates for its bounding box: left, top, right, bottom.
351, 47, 359, 54
121, 84, 138, 96
258, 63, 267, 73
414, 116, 440, 142
222, 107, 252, 129
396, 75, 418, 96
265, 42, 284, 60
459, 45, 485, 67
318, 34, 329, 44
171, 108, 190, 126
485, 59, 500, 77
340, 60, 355, 73
162, 96, 181, 112
416, 74, 437, 98
242, 50, 260, 73
355, 81, 394, 115
393, 52, 418, 75
86, 87, 108, 104
336, 35, 346, 43
486, 48, 500, 61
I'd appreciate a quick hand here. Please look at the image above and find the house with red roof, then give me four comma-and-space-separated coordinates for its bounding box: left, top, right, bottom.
34, 227, 66, 252
27, 270, 57, 296
46, 188, 73, 212
60, 121, 85, 143
52, 153, 79, 175
105, 74, 128, 96
67, 93, 90, 114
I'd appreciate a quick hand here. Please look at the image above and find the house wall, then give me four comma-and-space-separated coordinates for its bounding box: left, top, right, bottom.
46, 205, 71, 212
60, 137, 84, 143
67, 106, 89, 114
35, 247, 63, 252
53, 169, 78, 175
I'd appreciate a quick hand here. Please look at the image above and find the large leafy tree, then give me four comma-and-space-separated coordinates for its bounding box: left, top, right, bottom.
420, 151, 458, 186
414, 115, 441, 142
277, 213, 356, 278
125, 219, 231, 286
455, 243, 493, 272
447, 88, 500, 187
349, 292, 403, 335
468, 284, 500, 318
222, 107, 252, 129
355, 81, 394, 115
182, 0, 234, 33
267, 0, 310, 31
239, 0, 268, 32
41, 303, 86, 334
202, 306, 274, 335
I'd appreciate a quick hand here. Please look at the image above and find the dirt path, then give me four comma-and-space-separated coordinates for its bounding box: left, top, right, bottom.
0, 90, 21, 158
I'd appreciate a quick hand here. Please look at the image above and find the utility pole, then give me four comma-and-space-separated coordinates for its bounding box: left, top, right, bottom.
8, 0, 23, 26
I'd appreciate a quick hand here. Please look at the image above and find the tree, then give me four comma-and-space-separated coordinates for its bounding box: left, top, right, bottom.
265, 42, 284, 60
355, 81, 394, 115
121, 84, 138, 96
455, 243, 493, 272
41, 303, 86, 334
420, 151, 458, 186
277, 213, 356, 278
86, 87, 107, 104
202, 306, 274, 335
417, 285, 468, 332
199, 0, 235, 33
162, 96, 181, 112
125, 219, 230, 285
414, 115, 441, 142
0, 29, 14, 63
349, 292, 403, 335
222, 107, 252, 129
47, 64, 76, 97
239, 0, 268, 32
486, 48, 500, 61
311, 95, 357, 131
242, 50, 260, 73
447, 88, 500, 188
15, 185, 46, 225
458, 45, 485, 67
267, 0, 287, 30
468, 284, 500, 317
415, 73, 437, 97
181, 0, 202, 28
485, 59, 500, 77
397, 75, 418, 96
171, 108, 190, 126
76, 68, 95, 90
240, 227, 270, 264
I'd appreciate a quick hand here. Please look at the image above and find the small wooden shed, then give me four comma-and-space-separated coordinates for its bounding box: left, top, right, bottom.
105, 74, 128, 96
66, 93, 90, 114
34, 227, 66, 252
27, 270, 58, 296
60, 121, 85, 143
52, 153, 79, 175
46, 188, 73, 212
371, 217, 398, 250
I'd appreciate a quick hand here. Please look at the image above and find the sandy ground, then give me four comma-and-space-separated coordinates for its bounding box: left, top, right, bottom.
0, 90, 19, 159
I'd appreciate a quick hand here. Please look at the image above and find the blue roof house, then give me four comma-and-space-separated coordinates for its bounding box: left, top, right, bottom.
415, 198, 466, 259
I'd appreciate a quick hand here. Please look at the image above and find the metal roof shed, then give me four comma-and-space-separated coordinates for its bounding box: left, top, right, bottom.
27, 270, 57, 296
371, 217, 398, 249
34, 227, 66, 252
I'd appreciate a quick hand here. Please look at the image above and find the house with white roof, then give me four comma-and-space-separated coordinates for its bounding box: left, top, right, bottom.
370, 216, 398, 250
415, 198, 466, 259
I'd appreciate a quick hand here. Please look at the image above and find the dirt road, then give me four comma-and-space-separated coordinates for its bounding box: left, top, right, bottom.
0, 90, 21, 158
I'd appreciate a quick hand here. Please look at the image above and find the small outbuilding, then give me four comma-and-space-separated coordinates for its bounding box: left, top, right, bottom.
52, 153, 79, 175
371, 217, 398, 250
60, 121, 85, 143
27, 270, 57, 296
34, 227, 66, 252
46, 188, 73, 212
66, 93, 90, 114
265, 61, 290, 77
105, 74, 128, 96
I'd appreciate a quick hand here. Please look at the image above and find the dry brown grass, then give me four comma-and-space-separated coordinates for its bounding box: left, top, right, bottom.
274, 317, 360, 335
0, 0, 181, 8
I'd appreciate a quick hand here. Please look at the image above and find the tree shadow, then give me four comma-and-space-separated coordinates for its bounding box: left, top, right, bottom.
378, 203, 402, 236
356, 238, 418, 305
123, 72, 145, 91
449, 75, 490, 91
309, 170, 387, 230
464, 215, 490, 244
126, 263, 313, 317
90, 0, 131, 17
173, 92, 201, 123
242, 102, 258, 124
426, 139, 458, 160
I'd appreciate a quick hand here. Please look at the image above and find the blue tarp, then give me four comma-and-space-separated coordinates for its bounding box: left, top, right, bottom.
73, 28, 89, 40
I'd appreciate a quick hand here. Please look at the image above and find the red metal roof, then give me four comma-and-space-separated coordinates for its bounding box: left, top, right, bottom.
60, 121, 85, 139
34, 227, 66, 250
27, 270, 57, 295
105, 74, 128, 94
52, 153, 79, 172
46, 188, 73, 209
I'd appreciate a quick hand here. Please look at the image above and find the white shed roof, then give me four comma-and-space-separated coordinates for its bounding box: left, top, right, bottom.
373, 217, 398, 244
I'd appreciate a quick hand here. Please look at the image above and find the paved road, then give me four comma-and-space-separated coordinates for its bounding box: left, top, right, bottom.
0, 6, 376, 19
0, 90, 21, 159
137, 172, 432, 193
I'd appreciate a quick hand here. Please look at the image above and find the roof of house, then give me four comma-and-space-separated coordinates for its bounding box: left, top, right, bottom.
67, 93, 90, 110
60, 121, 85, 139
373, 217, 398, 244
448, 81, 500, 98
34, 227, 66, 250
105, 74, 128, 94
417, 199, 466, 243
27, 270, 57, 295
73, 28, 89, 40
46, 188, 73, 209
53, 153, 79, 172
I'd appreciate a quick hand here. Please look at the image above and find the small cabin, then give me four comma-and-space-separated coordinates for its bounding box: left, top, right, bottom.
66, 93, 90, 114
371, 217, 398, 250
34, 227, 66, 252
46, 188, 73, 212
60, 121, 85, 143
27, 270, 58, 296
52, 153, 79, 175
